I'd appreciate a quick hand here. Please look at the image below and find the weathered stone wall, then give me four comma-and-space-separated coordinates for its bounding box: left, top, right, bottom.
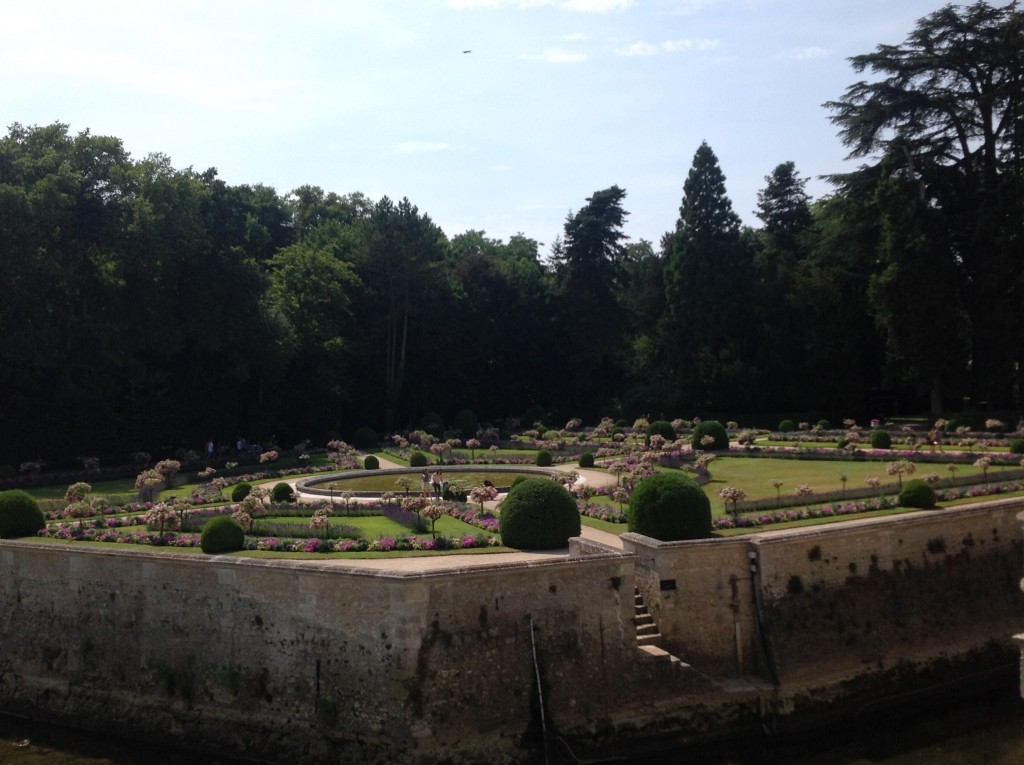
2, 500, 1023, 762
0, 544, 644, 764
622, 499, 1024, 688
620, 534, 757, 676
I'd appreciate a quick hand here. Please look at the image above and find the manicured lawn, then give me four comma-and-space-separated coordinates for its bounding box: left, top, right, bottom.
265, 514, 485, 539
688, 456, 988, 511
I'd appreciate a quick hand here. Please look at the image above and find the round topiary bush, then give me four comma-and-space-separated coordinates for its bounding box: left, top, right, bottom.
579, 452, 595, 468
647, 420, 677, 443
453, 408, 480, 439
409, 451, 428, 468
499, 478, 580, 550
271, 482, 294, 503
1010, 437, 1024, 455
535, 449, 553, 467
870, 429, 893, 449
231, 482, 252, 502
628, 472, 711, 541
351, 426, 379, 450
899, 478, 937, 509
691, 420, 729, 451
817, 419, 831, 429
778, 419, 796, 432
363, 455, 380, 470
0, 490, 45, 538
200, 515, 245, 554
510, 476, 528, 490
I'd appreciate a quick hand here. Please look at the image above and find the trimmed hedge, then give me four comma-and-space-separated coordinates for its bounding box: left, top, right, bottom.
579, 451, 595, 468
363, 455, 380, 470
200, 515, 245, 554
231, 482, 252, 502
870, 429, 892, 449
628, 472, 711, 541
271, 482, 295, 503
0, 490, 45, 538
778, 419, 796, 432
899, 479, 937, 509
691, 420, 729, 451
1010, 438, 1024, 455
499, 478, 580, 550
647, 420, 677, 443
409, 451, 428, 468
351, 426, 379, 450
535, 449, 553, 467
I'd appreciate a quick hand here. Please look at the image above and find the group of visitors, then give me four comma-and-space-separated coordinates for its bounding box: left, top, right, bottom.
422, 469, 445, 498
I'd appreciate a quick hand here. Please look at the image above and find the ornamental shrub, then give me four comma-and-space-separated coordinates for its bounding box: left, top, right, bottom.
231, 482, 252, 502
778, 419, 796, 432
817, 419, 831, 429
579, 452, 595, 468
523, 404, 546, 429
363, 455, 380, 470
453, 409, 480, 439
1010, 438, 1024, 455
647, 420, 676, 443
200, 515, 245, 554
499, 478, 580, 550
535, 449, 553, 467
628, 472, 711, 541
0, 490, 45, 538
409, 451, 428, 468
351, 426, 379, 450
510, 476, 527, 490
421, 412, 445, 437
690, 420, 729, 451
899, 479, 937, 509
271, 482, 294, 503
870, 429, 893, 449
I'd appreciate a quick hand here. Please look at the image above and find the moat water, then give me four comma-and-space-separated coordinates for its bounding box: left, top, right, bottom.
2, 684, 1022, 764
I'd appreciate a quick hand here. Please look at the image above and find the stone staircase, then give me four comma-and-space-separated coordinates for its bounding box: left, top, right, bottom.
633, 588, 691, 670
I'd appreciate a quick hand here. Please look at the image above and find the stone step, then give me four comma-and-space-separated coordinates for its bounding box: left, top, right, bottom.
635, 622, 660, 636
636, 632, 663, 646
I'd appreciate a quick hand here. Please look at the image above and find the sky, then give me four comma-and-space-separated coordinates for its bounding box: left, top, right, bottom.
2, 0, 952, 252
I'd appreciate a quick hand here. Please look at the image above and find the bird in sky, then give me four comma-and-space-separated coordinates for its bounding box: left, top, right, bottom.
462, 50, 471, 53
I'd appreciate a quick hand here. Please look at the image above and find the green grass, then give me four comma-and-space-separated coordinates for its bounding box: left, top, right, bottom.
688, 456, 988, 512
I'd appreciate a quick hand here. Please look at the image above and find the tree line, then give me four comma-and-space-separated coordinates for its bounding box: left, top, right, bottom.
1, 2, 1021, 466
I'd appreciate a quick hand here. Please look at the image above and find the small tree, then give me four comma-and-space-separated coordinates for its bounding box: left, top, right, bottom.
719, 486, 747, 522
422, 502, 445, 538
135, 469, 165, 502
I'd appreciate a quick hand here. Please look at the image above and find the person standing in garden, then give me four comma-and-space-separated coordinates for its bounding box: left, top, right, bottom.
432, 469, 443, 498
421, 470, 431, 497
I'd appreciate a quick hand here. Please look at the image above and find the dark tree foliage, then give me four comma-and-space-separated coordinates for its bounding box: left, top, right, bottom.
664, 142, 758, 411
2, 1, 1021, 471
826, 0, 1024, 411
549, 186, 631, 418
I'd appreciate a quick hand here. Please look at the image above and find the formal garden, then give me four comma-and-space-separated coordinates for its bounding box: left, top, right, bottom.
2, 416, 1024, 558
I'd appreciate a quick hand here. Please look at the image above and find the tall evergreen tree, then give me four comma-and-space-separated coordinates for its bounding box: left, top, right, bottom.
664, 142, 756, 411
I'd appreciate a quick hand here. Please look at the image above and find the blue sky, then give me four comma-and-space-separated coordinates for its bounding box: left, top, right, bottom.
3, 0, 949, 251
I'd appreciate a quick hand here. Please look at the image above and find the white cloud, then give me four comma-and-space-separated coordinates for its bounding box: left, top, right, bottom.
444, 0, 633, 10
394, 141, 450, 153
562, 32, 589, 40
560, 0, 634, 11
521, 47, 588, 63
782, 46, 829, 60
662, 38, 720, 52
615, 39, 719, 56
616, 41, 659, 56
